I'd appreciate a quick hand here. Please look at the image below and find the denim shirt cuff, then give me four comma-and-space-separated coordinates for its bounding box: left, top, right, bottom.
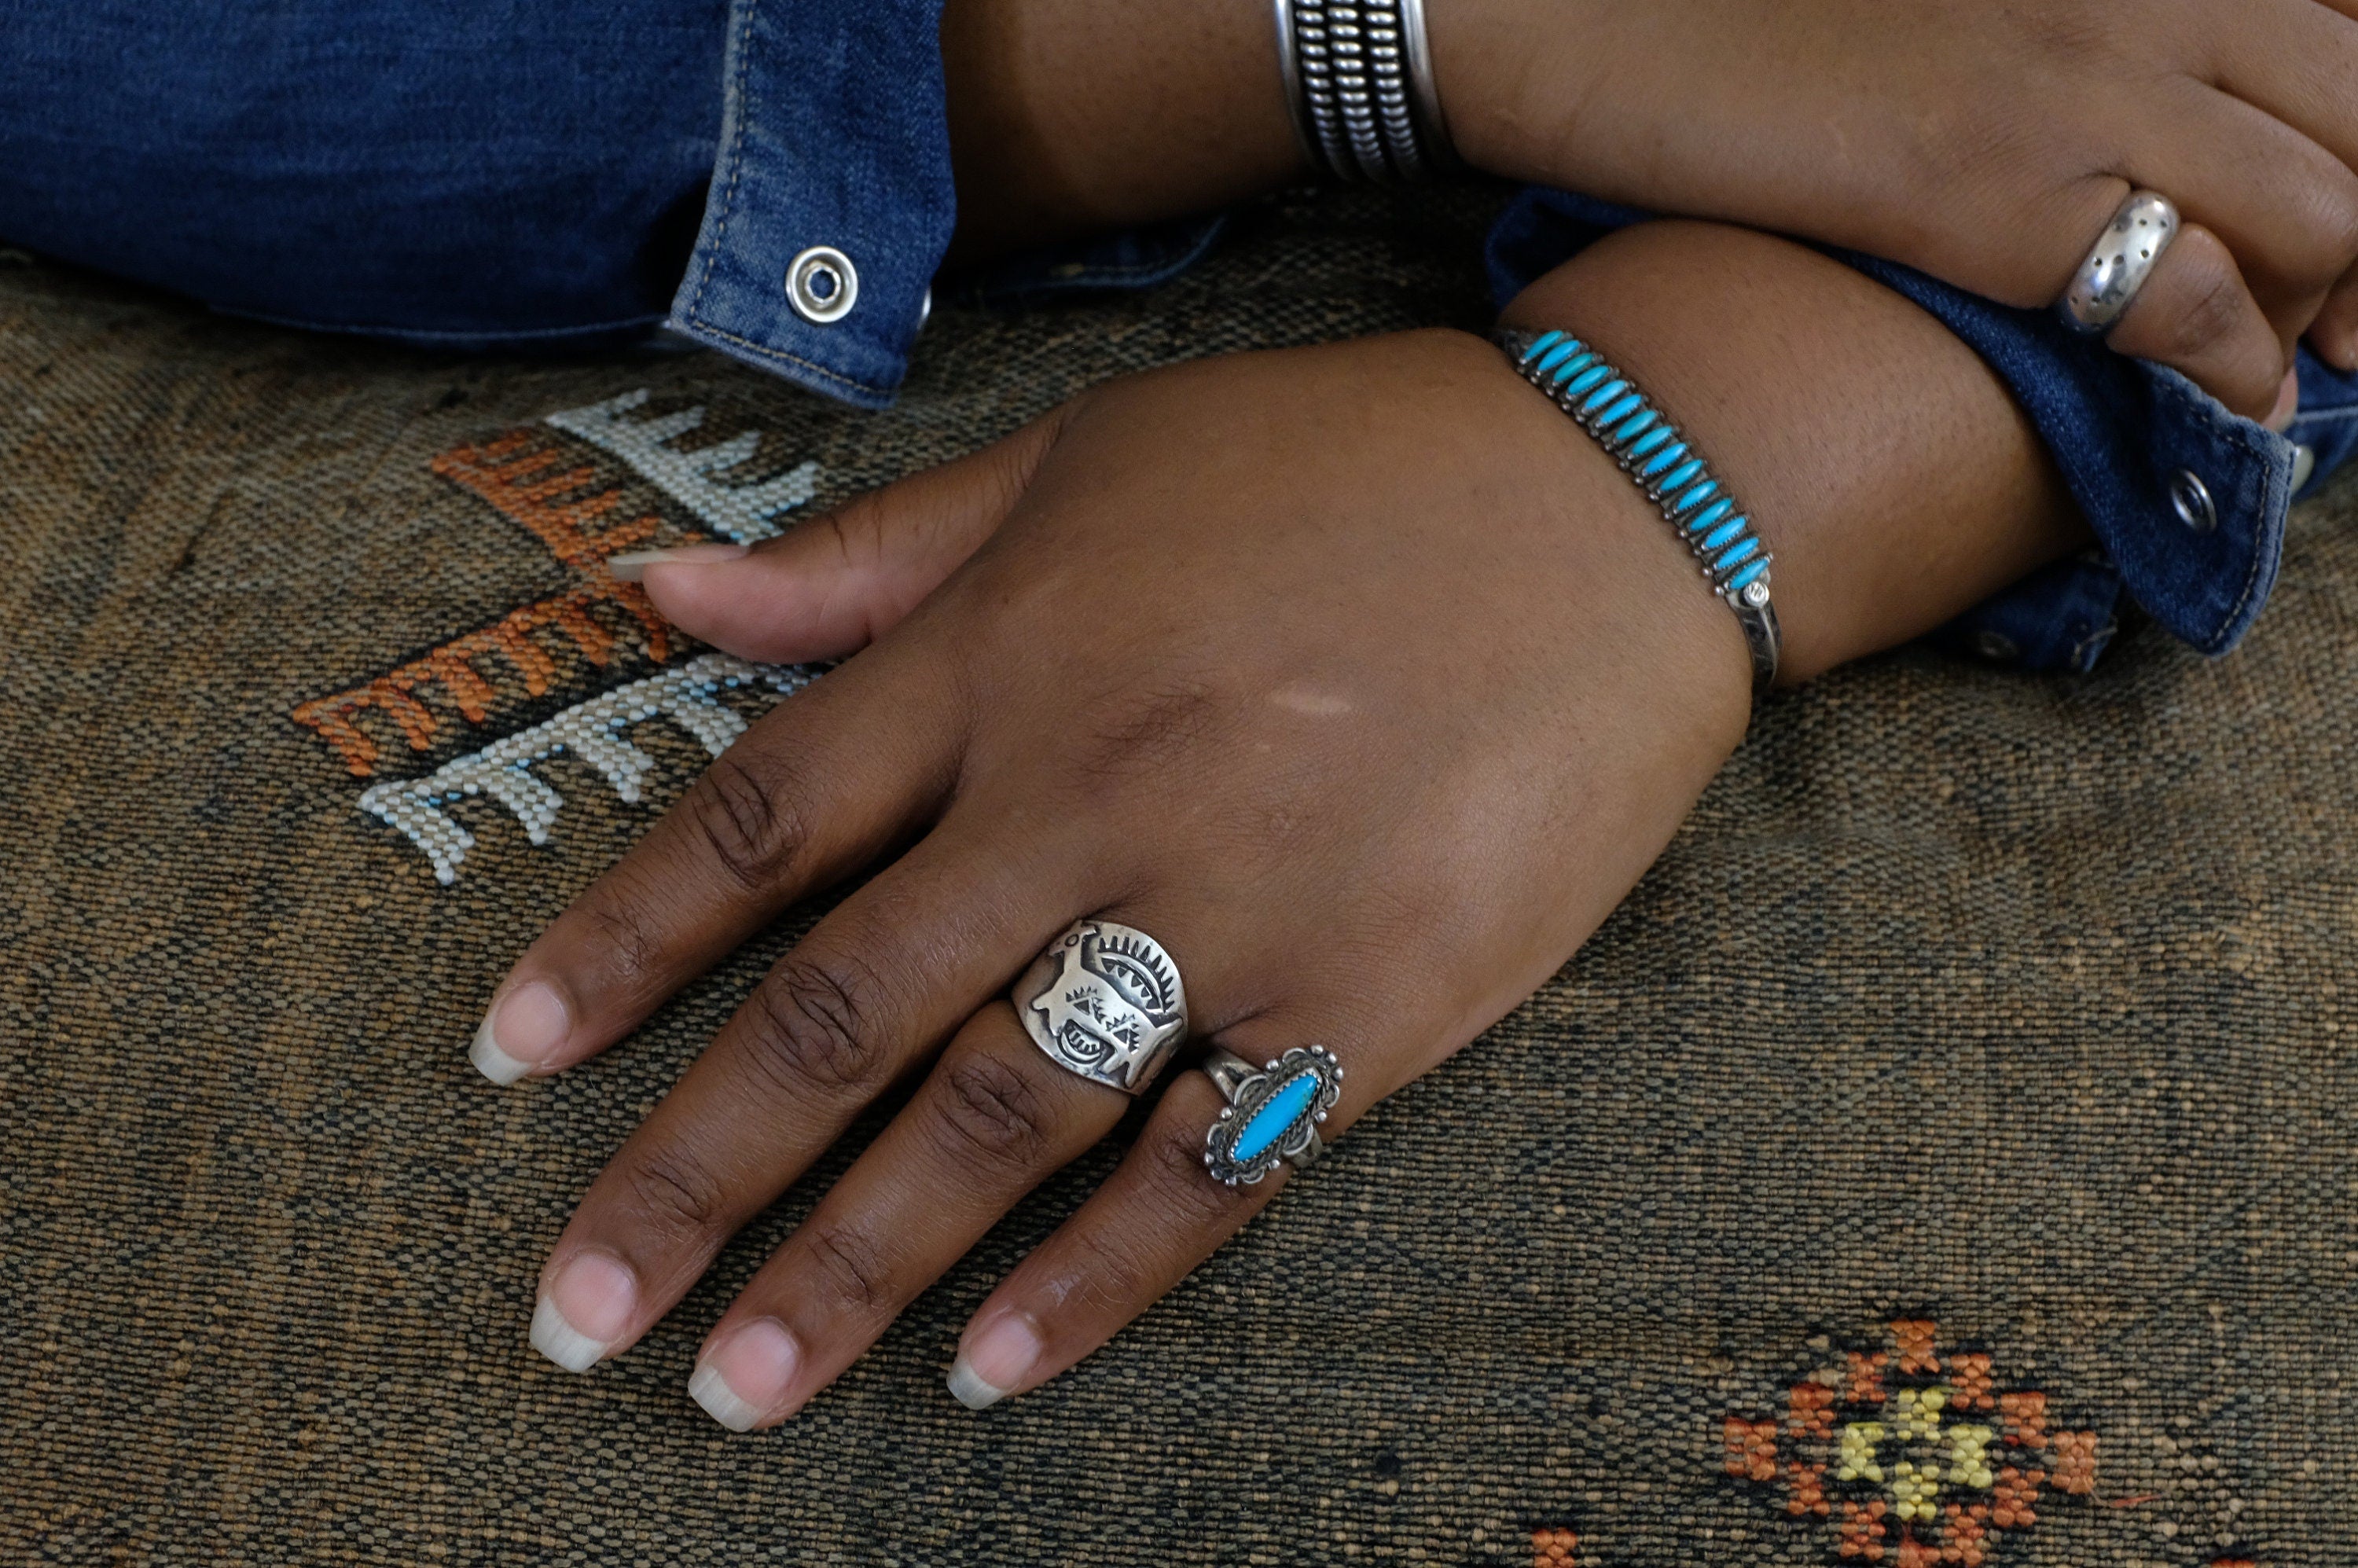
667, 0, 953, 409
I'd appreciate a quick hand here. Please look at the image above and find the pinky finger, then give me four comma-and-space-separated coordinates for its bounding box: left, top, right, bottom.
2104, 222, 2291, 424
943, 1046, 1315, 1411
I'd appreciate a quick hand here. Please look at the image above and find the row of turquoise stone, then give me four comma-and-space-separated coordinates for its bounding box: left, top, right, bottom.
1505, 330, 1773, 604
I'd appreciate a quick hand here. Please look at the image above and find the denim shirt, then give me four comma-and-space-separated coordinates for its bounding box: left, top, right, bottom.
2, 0, 2347, 666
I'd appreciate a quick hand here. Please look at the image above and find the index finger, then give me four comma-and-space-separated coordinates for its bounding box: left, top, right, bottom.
468, 637, 967, 1083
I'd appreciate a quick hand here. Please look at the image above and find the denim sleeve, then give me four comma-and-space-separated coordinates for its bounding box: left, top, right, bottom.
664, 0, 954, 409
1488, 188, 2345, 673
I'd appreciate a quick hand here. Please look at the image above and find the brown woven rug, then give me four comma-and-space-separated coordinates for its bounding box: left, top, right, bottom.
3, 190, 2352, 1566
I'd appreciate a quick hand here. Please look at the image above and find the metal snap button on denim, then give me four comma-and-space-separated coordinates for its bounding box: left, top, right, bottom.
1972, 629, 2019, 662
786, 246, 858, 325
2169, 469, 2217, 533
2293, 443, 2317, 494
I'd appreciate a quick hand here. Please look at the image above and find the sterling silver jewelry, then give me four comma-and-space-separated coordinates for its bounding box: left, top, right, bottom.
1497, 329, 1782, 698
1275, 0, 1456, 182
1013, 920, 1188, 1095
2057, 191, 2180, 336
1202, 1045, 1344, 1187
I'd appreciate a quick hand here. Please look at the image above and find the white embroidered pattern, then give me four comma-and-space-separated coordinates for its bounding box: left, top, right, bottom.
544, 388, 821, 542
358, 654, 818, 884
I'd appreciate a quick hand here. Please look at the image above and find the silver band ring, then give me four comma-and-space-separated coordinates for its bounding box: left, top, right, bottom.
1013, 919, 1188, 1095
1201, 1045, 1344, 1188
2057, 190, 2180, 336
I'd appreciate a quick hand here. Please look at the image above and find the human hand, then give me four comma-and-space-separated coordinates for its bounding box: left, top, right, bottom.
479, 329, 1757, 1420
1440, 0, 2358, 417
943, 0, 2356, 421
474, 220, 2084, 1424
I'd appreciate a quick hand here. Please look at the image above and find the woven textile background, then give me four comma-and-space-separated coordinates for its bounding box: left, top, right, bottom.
2, 190, 2352, 1566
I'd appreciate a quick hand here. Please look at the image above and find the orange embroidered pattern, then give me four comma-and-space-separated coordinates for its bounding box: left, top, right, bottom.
292, 432, 677, 777
1721, 1320, 2101, 1567
1530, 1525, 1579, 1566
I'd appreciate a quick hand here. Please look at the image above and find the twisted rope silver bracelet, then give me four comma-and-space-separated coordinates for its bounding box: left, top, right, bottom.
1276, 0, 1456, 182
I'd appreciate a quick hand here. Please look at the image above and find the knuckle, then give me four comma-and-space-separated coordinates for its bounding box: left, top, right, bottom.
685, 751, 811, 893
1140, 1113, 1253, 1232
2306, 177, 2358, 275
929, 1052, 1053, 1170
582, 887, 669, 993
1062, 1222, 1159, 1313
620, 1147, 730, 1239
798, 1221, 895, 1313
737, 952, 891, 1097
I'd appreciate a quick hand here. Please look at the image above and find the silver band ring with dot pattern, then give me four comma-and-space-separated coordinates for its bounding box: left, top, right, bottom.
2056, 191, 2180, 336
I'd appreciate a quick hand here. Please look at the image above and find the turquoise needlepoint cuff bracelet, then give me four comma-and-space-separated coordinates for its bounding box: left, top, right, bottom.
1497, 329, 1783, 699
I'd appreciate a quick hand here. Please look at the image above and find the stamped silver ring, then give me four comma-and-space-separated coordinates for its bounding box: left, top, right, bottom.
2058, 190, 2180, 336
1013, 919, 1188, 1095
1201, 1045, 1344, 1187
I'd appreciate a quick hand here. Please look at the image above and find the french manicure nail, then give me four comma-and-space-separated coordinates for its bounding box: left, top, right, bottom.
689, 1318, 803, 1432
606, 542, 750, 582
531, 1250, 638, 1373
946, 1310, 1044, 1412
469, 979, 568, 1085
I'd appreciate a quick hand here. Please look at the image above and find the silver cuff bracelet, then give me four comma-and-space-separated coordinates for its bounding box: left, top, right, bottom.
1275, 0, 1457, 182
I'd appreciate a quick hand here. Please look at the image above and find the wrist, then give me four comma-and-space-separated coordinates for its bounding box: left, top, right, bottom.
940, 0, 1306, 263
1498, 222, 2089, 685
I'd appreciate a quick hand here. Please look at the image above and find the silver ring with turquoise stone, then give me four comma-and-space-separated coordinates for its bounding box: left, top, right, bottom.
1201, 1045, 1345, 1187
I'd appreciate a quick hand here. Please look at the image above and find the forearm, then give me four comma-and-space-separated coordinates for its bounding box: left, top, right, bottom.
939, 0, 1301, 262
1500, 220, 2091, 690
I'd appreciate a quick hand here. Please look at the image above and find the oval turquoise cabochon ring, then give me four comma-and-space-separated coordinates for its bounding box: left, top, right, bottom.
1202, 1045, 1345, 1188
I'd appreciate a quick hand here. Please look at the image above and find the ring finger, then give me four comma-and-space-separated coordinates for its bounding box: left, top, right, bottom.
939, 1012, 1363, 1410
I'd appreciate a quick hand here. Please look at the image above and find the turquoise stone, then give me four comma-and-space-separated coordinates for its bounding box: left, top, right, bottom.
1611, 409, 1659, 443
1526, 330, 1566, 361
1532, 339, 1578, 377
1233, 1073, 1320, 1162
1714, 537, 1760, 571
1580, 379, 1629, 413
1560, 365, 1611, 397
1701, 516, 1747, 551
1639, 442, 1688, 478
1673, 479, 1720, 512
1728, 558, 1769, 592
1626, 427, 1675, 460
1685, 498, 1735, 535
1552, 352, 1600, 385
1596, 392, 1644, 427
1657, 459, 1706, 494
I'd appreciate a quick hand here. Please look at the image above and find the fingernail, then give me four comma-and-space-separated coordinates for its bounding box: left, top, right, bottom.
470, 980, 568, 1085
689, 1317, 803, 1432
946, 1310, 1044, 1411
606, 542, 749, 582
531, 1250, 637, 1373
2264, 366, 2301, 434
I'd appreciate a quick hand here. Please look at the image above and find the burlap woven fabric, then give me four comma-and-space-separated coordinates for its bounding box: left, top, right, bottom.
3, 189, 2352, 1566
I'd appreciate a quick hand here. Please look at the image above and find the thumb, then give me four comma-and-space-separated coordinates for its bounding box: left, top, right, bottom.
612, 406, 1068, 663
